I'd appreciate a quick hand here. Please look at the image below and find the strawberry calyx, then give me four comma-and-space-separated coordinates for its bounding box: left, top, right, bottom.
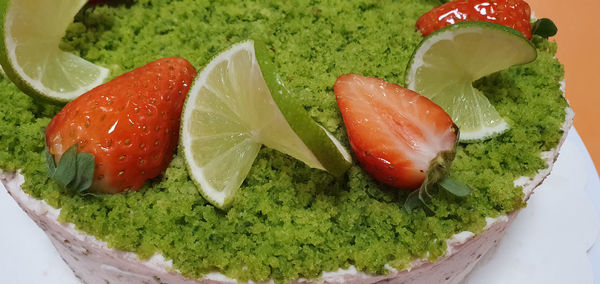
45, 144, 95, 193
404, 127, 473, 213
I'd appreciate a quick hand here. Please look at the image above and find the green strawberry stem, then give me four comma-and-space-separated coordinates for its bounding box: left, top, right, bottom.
404, 127, 473, 213
45, 144, 95, 193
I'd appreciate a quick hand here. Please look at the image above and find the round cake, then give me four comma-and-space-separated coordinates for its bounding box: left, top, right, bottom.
0, 0, 570, 283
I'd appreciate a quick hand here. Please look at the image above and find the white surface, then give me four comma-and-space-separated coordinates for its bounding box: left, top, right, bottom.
0, 130, 599, 284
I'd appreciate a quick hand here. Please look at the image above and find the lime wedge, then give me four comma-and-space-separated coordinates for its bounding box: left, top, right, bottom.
0, 0, 109, 103
405, 21, 536, 142
181, 40, 351, 209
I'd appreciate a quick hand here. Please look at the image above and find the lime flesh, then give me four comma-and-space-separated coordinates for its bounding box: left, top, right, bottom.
406, 21, 537, 142
181, 41, 351, 209
0, 0, 109, 103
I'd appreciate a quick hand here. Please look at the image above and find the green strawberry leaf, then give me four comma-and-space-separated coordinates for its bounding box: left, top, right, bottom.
404, 191, 422, 213
404, 190, 435, 215
53, 144, 78, 187
71, 152, 95, 192
532, 18, 558, 38
44, 148, 56, 177
439, 177, 472, 197
46, 144, 96, 193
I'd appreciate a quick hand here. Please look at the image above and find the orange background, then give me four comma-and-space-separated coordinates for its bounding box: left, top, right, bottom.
528, 0, 600, 174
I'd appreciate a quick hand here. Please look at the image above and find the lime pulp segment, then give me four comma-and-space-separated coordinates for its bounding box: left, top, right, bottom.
0, 0, 109, 103
181, 41, 351, 209
406, 21, 537, 142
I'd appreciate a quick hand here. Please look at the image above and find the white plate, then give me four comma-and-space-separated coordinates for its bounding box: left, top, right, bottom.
0, 130, 599, 283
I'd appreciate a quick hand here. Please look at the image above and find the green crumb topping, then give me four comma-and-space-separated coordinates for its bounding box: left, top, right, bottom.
0, 0, 567, 282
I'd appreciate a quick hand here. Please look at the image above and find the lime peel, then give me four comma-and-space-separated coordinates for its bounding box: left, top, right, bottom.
254, 40, 352, 176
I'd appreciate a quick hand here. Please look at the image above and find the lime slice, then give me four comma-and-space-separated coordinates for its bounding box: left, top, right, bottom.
0, 0, 109, 103
406, 21, 537, 142
181, 40, 352, 209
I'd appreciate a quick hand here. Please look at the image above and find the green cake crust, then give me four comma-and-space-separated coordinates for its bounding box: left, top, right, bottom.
0, 0, 568, 282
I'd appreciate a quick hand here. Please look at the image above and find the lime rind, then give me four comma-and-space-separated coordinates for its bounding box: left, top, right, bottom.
0, 0, 109, 104
254, 40, 352, 176
181, 40, 351, 209
405, 21, 537, 142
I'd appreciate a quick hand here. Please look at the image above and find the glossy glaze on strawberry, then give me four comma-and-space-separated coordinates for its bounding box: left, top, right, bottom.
416, 0, 532, 39
334, 74, 457, 190
45, 57, 197, 193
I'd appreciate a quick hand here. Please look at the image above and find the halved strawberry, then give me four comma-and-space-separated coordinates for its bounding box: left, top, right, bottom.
334, 74, 457, 190
416, 0, 533, 39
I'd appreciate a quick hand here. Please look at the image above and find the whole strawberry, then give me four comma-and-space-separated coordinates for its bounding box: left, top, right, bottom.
45, 57, 197, 193
416, 0, 532, 39
334, 74, 457, 190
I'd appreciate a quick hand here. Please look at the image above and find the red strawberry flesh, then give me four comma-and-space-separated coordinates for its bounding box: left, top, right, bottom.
334, 74, 457, 190
416, 0, 532, 39
45, 57, 197, 193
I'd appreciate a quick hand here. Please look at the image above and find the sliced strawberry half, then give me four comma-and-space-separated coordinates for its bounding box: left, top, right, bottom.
334, 74, 458, 190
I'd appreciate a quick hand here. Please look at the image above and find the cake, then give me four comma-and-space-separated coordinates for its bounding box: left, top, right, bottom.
0, 0, 570, 283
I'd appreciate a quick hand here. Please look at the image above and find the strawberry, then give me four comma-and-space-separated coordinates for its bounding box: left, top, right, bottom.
45, 57, 197, 194
416, 0, 532, 39
334, 74, 457, 190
